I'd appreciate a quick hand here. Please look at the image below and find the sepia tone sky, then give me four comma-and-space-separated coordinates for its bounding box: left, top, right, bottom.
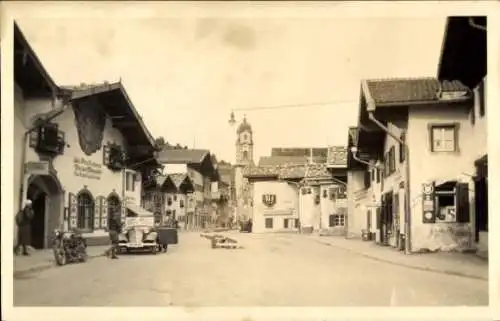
8, 3, 447, 163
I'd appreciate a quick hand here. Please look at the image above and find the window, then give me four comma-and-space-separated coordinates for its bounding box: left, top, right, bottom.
430, 124, 458, 152
125, 172, 135, 192
329, 214, 345, 227
167, 197, 172, 206
323, 189, 328, 198
434, 182, 470, 223
364, 170, 371, 189
265, 218, 273, 229
376, 168, 381, 183
337, 185, 347, 199
77, 192, 95, 230
180, 199, 185, 208
173, 195, 177, 201
284, 219, 289, 228
399, 132, 406, 163
242, 151, 248, 160
295, 218, 300, 228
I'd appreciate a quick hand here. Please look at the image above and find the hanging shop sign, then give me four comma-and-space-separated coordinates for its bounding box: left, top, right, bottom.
422, 182, 436, 223
73, 157, 102, 180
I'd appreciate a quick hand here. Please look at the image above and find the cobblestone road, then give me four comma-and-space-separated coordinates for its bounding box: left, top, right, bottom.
14, 231, 488, 306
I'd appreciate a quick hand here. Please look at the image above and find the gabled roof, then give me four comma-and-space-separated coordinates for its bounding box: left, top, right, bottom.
63, 81, 158, 152
155, 175, 167, 187
14, 22, 63, 96
363, 78, 470, 106
169, 173, 189, 188
438, 16, 486, 89
158, 149, 210, 164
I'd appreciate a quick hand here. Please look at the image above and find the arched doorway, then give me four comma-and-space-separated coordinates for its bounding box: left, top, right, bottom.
107, 193, 121, 225
26, 174, 63, 249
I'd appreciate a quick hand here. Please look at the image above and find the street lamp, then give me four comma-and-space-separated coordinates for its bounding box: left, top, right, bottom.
228, 111, 236, 126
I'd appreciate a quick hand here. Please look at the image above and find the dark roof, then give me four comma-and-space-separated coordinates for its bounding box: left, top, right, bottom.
438, 16, 487, 89
14, 22, 62, 97
158, 149, 210, 164
168, 173, 191, 188
65, 81, 158, 153
364, 78, 470, 106
237, 116, 252, 134
259, 156, 309, 166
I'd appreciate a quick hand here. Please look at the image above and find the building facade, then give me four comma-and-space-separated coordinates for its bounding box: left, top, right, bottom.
437, 16, 487, 257
158, 149, 219, 229
347, 77, 483, 253
14, 23, 160, 248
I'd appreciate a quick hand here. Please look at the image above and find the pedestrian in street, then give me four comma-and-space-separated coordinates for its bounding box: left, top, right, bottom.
14, 199, 35, 256
107, 213, 122, 259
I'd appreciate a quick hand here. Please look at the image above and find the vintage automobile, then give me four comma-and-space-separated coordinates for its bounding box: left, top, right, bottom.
118, 224, 159, 254
117, 215, 160, 254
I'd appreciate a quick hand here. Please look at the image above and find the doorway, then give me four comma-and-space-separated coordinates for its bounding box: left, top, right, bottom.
26, 173, 63, 249
474, 176, 488, 242
27, 185, 46, 249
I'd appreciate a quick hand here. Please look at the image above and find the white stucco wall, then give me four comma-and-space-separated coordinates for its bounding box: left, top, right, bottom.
252, 181, 299, 233
347, 170, 366, 238
407, 103, 482, 252
22, 96, 141, 236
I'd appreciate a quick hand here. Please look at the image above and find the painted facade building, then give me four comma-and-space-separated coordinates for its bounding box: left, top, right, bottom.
245, 147, 347, 234
158, 149, 219, 229
14, 23, 159, 248
347, 76, 482, 253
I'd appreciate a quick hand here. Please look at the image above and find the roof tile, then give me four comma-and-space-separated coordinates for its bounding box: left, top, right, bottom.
365, 78, 470, 105
159, 149, 210, 164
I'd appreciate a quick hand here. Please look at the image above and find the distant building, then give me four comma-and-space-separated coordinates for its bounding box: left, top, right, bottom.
157, 148, 219, 229
233, 116, 254, 222
245, 146, 347, 234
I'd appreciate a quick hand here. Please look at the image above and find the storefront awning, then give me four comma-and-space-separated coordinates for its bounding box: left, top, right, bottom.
126, 203, 155, 217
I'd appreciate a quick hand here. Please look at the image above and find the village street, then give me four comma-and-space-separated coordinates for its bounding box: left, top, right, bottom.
14, 232, 487, 307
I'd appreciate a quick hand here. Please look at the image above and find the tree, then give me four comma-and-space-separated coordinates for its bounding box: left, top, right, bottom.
155, 136, 166, 147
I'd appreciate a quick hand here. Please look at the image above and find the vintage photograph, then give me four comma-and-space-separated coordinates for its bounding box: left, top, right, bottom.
5, 2, 488, 309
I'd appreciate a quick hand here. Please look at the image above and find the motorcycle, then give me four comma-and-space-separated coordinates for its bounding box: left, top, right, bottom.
52, 229, 88, 266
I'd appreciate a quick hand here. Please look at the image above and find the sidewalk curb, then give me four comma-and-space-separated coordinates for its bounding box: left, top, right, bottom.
310, 238, 488, 281
14, 252, 106, 279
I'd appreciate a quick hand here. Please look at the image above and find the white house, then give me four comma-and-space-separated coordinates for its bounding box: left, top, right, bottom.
14, 23, 160, 248
347, 75, 483, 254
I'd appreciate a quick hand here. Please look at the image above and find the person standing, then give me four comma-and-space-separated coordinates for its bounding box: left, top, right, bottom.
14, 199, 35, 256
107, 213, 123, 259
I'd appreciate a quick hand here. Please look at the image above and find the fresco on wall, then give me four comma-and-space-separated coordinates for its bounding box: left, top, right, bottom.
73, 100, 106, 156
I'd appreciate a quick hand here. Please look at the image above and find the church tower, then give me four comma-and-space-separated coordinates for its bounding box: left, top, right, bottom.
235, 116, 254, 166
233, 116, 254, 222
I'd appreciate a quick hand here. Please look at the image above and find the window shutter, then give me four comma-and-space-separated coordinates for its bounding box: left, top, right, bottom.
376, 207, 381, 229
399, 132, 406, 163
456, 183, 470, 223
68, 192, 78, 229
29, 129, 39, 148
101, 196, 109, 228
93, 198, 100, 229
364, 170, 371, 188
57, 130, 65, 154
103, 143, 110, 166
